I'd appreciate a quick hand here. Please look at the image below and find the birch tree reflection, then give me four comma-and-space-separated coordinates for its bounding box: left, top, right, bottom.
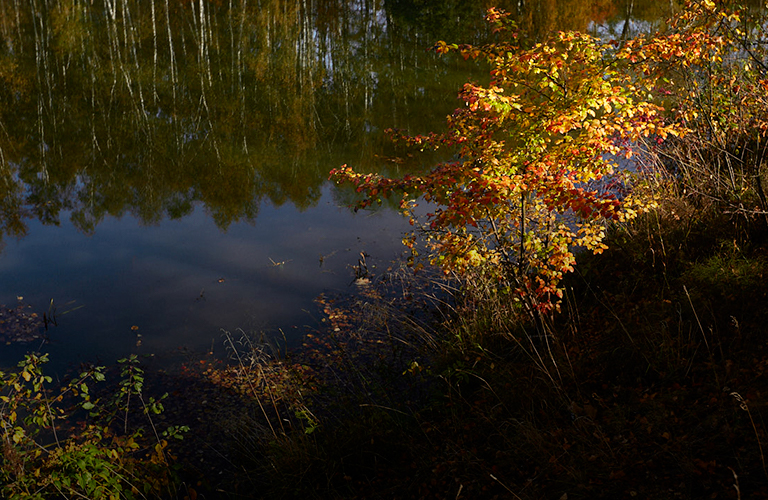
0, 0, 670, 249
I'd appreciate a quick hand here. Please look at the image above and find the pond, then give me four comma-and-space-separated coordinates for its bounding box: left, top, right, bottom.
0, 0, 675, 372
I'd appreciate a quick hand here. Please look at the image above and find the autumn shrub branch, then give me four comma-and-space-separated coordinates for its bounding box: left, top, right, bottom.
331, 0, 768, 320
331, 6, 687, 316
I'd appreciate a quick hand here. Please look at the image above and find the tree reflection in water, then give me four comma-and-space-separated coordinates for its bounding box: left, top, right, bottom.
0, 0, 684, 364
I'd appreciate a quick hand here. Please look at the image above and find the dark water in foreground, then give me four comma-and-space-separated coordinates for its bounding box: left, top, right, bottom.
0, 0, 676, 371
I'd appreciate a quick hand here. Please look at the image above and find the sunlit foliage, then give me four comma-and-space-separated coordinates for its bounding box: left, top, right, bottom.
332, 6, 694, 313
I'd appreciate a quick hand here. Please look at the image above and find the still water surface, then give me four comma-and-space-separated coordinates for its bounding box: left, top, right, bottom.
0, 0, 674, 371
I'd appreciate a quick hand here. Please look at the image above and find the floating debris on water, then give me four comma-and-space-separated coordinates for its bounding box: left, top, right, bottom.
0, 299, 45, 344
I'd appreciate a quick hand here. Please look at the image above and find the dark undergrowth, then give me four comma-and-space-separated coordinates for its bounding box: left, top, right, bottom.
133, 192, 768, 499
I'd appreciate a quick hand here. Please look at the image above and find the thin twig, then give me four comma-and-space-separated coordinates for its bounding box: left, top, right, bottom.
489, 474, 524, 500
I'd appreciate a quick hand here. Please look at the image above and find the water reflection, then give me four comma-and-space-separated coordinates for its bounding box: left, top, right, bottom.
0, 0, 689, 246
0, 0, 469, 248
0, 0, 687, 366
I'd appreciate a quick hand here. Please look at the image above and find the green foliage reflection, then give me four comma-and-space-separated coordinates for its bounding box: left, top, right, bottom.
0, 0, 673, 249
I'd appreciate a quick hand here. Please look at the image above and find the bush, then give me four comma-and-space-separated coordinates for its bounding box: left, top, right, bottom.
0, 353, 185, 499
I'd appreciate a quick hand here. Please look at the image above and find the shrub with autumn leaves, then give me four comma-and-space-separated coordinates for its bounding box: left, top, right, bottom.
331, 0, 768, 316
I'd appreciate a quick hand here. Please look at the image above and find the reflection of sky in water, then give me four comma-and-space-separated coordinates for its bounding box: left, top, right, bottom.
0, 0, 684, 374
0, 186, 410, 372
